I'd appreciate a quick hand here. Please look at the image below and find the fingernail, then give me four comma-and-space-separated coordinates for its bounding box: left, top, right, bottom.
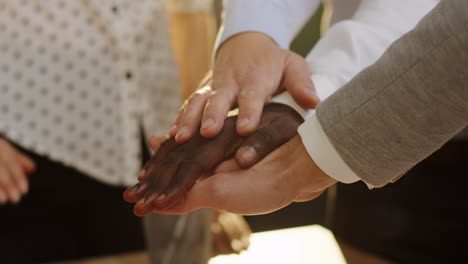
239, 146, 258, 164
175, 127, 188, 141
238, 118, 250, 129
128, 184, 140, 193
201, 119, 215, 130
156, 193, 166, 201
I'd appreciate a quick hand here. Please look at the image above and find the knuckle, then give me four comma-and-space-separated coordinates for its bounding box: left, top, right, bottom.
255, 128, 274, 143
211, 87, 232, 100
238, 89, 257, 100
178, 102, 188, 114
179, 159, 203, 171
189, 92, 207, 103
241, 65, 261, 80
195, 85, 213, 95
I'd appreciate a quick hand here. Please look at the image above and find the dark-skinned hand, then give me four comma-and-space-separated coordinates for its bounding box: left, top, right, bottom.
123, 103, 303, 216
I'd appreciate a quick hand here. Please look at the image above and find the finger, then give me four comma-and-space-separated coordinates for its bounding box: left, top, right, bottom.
143, 153, 184, 201
200, 84, 237, 138
128, 150, 181, 202
294, 190, 325, 202
139, 138, 178, 182
150, 160, 205, 211
169, 105, 186, 137
152, 169, 294, 215
212, 223, 234, 255
147, 182, 206, 215
16, 152, 36, 173
148, 135, 168, 152
123, 181, 152, 203
0, 167, 20, 204
214, 159, 241, 174
282, 52, 320, 109
235, 122, 295, 168
7, 162, 28, 194
133, 153, 190, 216
131, 142, 190, 208
151, 127, 242, 211
125, 138, 179, 201
175, 89, 211, 143
0, 187, 7, 204
133, 191, 161, 216
236, 87, 269, 136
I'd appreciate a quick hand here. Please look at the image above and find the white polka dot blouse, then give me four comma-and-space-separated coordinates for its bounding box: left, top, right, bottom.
0, 0, 212, 186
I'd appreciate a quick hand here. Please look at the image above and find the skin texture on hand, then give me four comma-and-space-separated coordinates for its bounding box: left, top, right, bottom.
0, 138, 36, 205
170, 32, 320, 144
123, 103, 303, 216
147, 136, 337, 216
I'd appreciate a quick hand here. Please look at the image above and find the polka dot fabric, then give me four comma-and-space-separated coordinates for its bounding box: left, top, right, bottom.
0, 0, 209, 186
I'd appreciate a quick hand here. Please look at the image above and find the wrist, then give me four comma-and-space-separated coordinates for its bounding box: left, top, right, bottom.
216, 32, 279, 60
283, 136, 337, 198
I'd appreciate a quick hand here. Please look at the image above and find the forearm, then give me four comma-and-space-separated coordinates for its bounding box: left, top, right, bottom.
272, 0, 439, 118
306, 0, 439, 100
271, 0, 439, 185
309, 0, 468, 187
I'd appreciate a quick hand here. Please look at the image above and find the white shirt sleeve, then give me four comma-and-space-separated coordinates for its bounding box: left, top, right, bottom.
215, 0, 321, 49
271, 0, 439, 185
299, 114, 361, 184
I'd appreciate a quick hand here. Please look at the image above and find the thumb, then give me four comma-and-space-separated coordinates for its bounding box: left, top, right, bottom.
282, 52, 320, 109
235, 104, 301, 168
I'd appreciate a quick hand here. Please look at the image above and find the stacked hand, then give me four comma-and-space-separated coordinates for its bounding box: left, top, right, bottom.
123, 103, 304, 216
124, 32, 337, 216
170, 32, 320, 143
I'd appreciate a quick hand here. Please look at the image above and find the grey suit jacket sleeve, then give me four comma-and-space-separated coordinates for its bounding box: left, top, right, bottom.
315, 0, 468, 187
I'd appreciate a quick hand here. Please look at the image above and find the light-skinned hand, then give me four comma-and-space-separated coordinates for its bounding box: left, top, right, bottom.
0, 138, 36, 205
170, 32, 320, 143
147, 136, 337, 216
124, 104, 303, 216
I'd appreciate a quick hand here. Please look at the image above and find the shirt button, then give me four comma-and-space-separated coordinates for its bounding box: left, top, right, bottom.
125, 71, 133, 80
111, 6, 118, 14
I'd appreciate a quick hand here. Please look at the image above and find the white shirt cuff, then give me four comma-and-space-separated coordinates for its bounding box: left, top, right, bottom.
298, 114, 362, 185
269, 93, 310, 119
269, 73, 341, 119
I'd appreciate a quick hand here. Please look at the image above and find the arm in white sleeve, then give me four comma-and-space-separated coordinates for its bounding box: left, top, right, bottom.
216, 0, 321, 49
272, 0, 439, 185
